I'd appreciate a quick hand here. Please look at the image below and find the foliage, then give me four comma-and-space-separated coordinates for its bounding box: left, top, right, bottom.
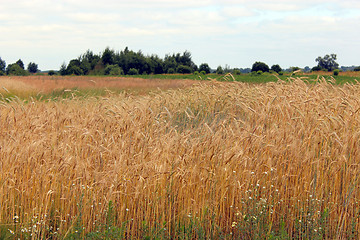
216, 66, 224, 74
59, 63, 67, 76
333, 69, 340, 76
251, 61, 269, 72
311, 66, 322, 71
354, 66, 360, 72
233, 69, 241, 75
291, 66, 301, 72
0, 57, 6, 74
16, 59, 25, 69
316, 54, 339, 71
27, 62, 38, 73
167, 68, 175, 74
104, 65, 124, 75
48, 70, 57, 76
176, 65, 192, 74
199, 63, 211, 74
6, 63, 28, 75
128, 68, 139, 75
271, 64, 282, 73
102, 47, 114, 66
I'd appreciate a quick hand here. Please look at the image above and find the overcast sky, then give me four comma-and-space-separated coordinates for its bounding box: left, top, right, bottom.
1, 0, 360, 70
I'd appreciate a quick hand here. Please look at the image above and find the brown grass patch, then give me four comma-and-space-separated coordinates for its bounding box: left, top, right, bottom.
0, 75, 200, 95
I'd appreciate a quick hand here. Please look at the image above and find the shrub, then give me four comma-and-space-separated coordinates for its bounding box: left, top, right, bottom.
105, 65, 124, 75
216, 66, 224, 74
128, 68, 139, 75
200, 70, 206, 75
271, 64, 282, 73
6, 63, 28, 76
167, 68, 175, 74
257, 70, 263, 75
311, 66, 322, 71
176, 65, 192, 74
333, 69, 340, 76
193, 71, 199, 75
233, 69, 241, 75
251, 61, 269, 72
48, 70, 57, 76
354, 66, 360, 72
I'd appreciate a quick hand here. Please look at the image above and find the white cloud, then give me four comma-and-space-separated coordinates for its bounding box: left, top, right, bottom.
0, 0, 359, 70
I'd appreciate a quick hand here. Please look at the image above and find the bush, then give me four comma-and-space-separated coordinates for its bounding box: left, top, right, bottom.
67, 65, 83, 75
278, 71, 284, 76
48, 70, 57, 76
251, 61, 269, 72
176, 65, 192, 74
354, 66, 360, 72
167, 68, 175, 74
200, 71, 206, 75
257, 70, 263, 75
216, 66, 224, 74
6, 63, 28, 76
105, 65, 124, 75
333, 69, 340, 76
271, 64, 282, 73
193, 71, 199, 75
233, 69, 241, 75
128, 68, 139, 75
311, 66, 322, 72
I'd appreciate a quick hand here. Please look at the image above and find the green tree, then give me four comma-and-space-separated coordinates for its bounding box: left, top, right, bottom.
315, 54, 339, 71
59, 63, 67, 75
27, 62, 38, 73
128, 68, 139, 75
48, 70, 57, 76
199, 63, 211, 74
80, 60, 91, 75
16, 59, 25, 69
105, 65, 124, 75
0, 57, 5, 75
233, 69, 241, 75
102, 47, 114, 66
6, 63, 28, 75
251, 61, 269, 72
176, 65, 192, 74
216, 66, 224, 74
66, 59, 83, 75
271, 64, 282, 73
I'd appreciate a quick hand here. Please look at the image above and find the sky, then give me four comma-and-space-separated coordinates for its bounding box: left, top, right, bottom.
1, 0, 360, 71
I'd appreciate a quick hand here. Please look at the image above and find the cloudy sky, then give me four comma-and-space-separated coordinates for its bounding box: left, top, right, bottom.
1, 0, 360, 70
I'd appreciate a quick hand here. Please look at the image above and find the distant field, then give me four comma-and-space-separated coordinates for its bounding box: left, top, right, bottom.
0, 75, 200, 100
1, 72, 359, 100
1, 75, 360, 238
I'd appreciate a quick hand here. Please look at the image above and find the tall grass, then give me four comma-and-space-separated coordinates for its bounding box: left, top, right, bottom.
1, 77, 360, 238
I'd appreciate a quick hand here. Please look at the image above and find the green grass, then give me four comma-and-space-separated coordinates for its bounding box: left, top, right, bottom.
118, 73, 359, 84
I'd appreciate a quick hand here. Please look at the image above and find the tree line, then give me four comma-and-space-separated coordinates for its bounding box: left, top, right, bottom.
58, 47, 215, 76
0, 58, 38, 76
1, 48, 359, 77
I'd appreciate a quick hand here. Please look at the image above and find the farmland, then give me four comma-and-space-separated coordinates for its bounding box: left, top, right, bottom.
1, 74, 360, 239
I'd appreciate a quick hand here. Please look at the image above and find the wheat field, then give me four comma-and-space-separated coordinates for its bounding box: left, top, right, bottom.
1, 77, 360, 239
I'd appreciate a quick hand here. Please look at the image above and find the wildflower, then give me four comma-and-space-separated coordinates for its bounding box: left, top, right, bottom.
8, 229, 14, 234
